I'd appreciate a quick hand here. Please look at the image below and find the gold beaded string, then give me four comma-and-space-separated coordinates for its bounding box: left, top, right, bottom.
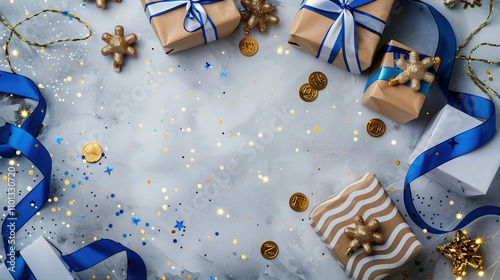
455, 0, 499, 99
0, 9, 92, 74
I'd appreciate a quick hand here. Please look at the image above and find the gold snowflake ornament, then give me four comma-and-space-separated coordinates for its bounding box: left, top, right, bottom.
344, 216, 384, 257
101, 25, 137, 72
240, 0, 279, 34
390, 51, 440, 92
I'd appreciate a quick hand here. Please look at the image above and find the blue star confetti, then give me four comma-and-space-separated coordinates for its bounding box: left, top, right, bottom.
132, 217, 141, 225
448, 138, 459, 149
175, 220, 185, 230
104, 166, 113, 175
54, 137, 63, 145
210, 277, 216, 280
220, 70, 228, 78
203, 62, 213, 70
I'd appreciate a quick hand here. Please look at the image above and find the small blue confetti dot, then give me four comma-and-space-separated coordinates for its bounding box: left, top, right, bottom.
145, 223, 150, 227
119, 209, 124, 214
142, 242, 146, 246
111, 194, 115, 198
173, 239, 177, 243
81, 155, 85, 159
123, 234, 127, 238
115, 212, 120, 216
3, 207, 7, 211
64, 171, 69, 175
85, 177, 89, 180
215, 232, 219, 236
108, 224, 113, 228
72, 184, 76, 188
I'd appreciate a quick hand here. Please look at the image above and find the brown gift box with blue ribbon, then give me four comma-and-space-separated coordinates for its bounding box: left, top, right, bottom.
361, 40, 440, 124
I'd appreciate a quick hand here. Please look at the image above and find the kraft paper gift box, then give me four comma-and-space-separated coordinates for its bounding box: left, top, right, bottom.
0, 236, 79, 280
361, 40, 439, 124
141, 0, 240, 54
288, 0, 394, 74
408, 105, 500, 197
309, 173, 423, 280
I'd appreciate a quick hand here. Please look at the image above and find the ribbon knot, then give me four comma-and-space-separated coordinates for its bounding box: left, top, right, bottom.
301, 0, 386, 74
144, 0, 222, 44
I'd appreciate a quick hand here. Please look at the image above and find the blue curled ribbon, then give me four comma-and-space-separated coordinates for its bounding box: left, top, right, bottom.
144, 0, 221, 44
0, 70, 146, 279
403, 0, 500, 234
300, 0, 386, 74
363, 45, 434, 95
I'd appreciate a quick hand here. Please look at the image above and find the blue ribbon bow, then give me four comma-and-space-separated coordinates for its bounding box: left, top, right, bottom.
0, 71, 146, 279
144, 0, 221, 44
402, 0, 500, 234
300, 0, 386, 74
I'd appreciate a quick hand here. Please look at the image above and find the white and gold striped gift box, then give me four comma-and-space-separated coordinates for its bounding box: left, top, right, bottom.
309, 173, 423, 280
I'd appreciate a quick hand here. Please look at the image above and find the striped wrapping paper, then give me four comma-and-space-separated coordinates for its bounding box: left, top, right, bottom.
309, 173, 423, 280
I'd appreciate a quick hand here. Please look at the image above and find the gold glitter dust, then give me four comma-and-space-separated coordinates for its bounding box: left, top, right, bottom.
249, 141, 254, 147
145, 61, 150, 65
197, 184, 202, 189
12, 50, 18, 56
486, 70, 491, 75
390, 187, 395, 191
64, 180, 70, 185
207, 236, 211, 240
54, 197, 58, 202
157, 212, 161, 216
391, 140, 397, 145
423, 229, 428, 233
169, 68, 174, 72
354, 137, 358, 142
220, 166, 224, 170
277, 127, 282, 131
241, 255, 246, 260
479, 271, 484, 276
162, 205, 168, 210
162, 188, 167, 193
354, 130, 358, 135
164, 196, 169, 200
69, 201, 74, 205
28, 170, 33, 175
456, 213, 463, 219
489, 77, 493, 82
233, 239, 238, 244
186, 127, 192, 132
290, 109, 295, 114
450, 200, 454, 205
8, 160, 15, 166
67, 76, 72, 82
217, 209, 224, 215
77, 93, 82, 97
277, 45, 283, 54
147, 180, 151, 184
174, 188, 178, 191
295, 148, 299, 152
217, 142, 222, 147
314, 127, 319, 132
66, 211, 72, 216
164, 148, 168, 152
307, 130, 311, 134
396, 161, 400, 165
164, 134, 168, 137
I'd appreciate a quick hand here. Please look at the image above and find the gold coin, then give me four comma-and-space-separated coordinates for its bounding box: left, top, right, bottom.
261, 241, 279, 259
366, 119, 386, 137
82, 142, 103, 163
299, 83, 318, 102
308, 71, 328, 90
289, 192, 309, 212
239, 37, 258, 57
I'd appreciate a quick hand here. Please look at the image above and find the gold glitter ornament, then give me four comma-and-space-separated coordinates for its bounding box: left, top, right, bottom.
389, 51, 440, 91
344, 216, 383, 257
83, 0, 122, 9
101, 25, 137, 72
443, 0, 456, 7
436, 230, 483, 278
240, 0, 279, 34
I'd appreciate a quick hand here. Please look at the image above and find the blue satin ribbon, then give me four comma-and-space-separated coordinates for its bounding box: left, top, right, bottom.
363, 46, 434, 95
0, 70, 146, 279
403, 0, 500, 234
144, 0, 221, 44
300, 0, 387, 74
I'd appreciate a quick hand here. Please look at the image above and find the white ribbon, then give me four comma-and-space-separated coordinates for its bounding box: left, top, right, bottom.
145, 0, 218, 43
301, 0, 386, 74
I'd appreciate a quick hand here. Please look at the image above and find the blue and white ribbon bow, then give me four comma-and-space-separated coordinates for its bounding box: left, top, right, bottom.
301, 0, 386, 74
145, 0, 221, 44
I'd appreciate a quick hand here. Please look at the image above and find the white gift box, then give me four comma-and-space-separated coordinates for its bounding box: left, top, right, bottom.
408, 105, 500, 197
0, 236, 79, 280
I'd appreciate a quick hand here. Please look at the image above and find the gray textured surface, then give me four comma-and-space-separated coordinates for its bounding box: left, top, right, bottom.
0, 0, 500, 279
